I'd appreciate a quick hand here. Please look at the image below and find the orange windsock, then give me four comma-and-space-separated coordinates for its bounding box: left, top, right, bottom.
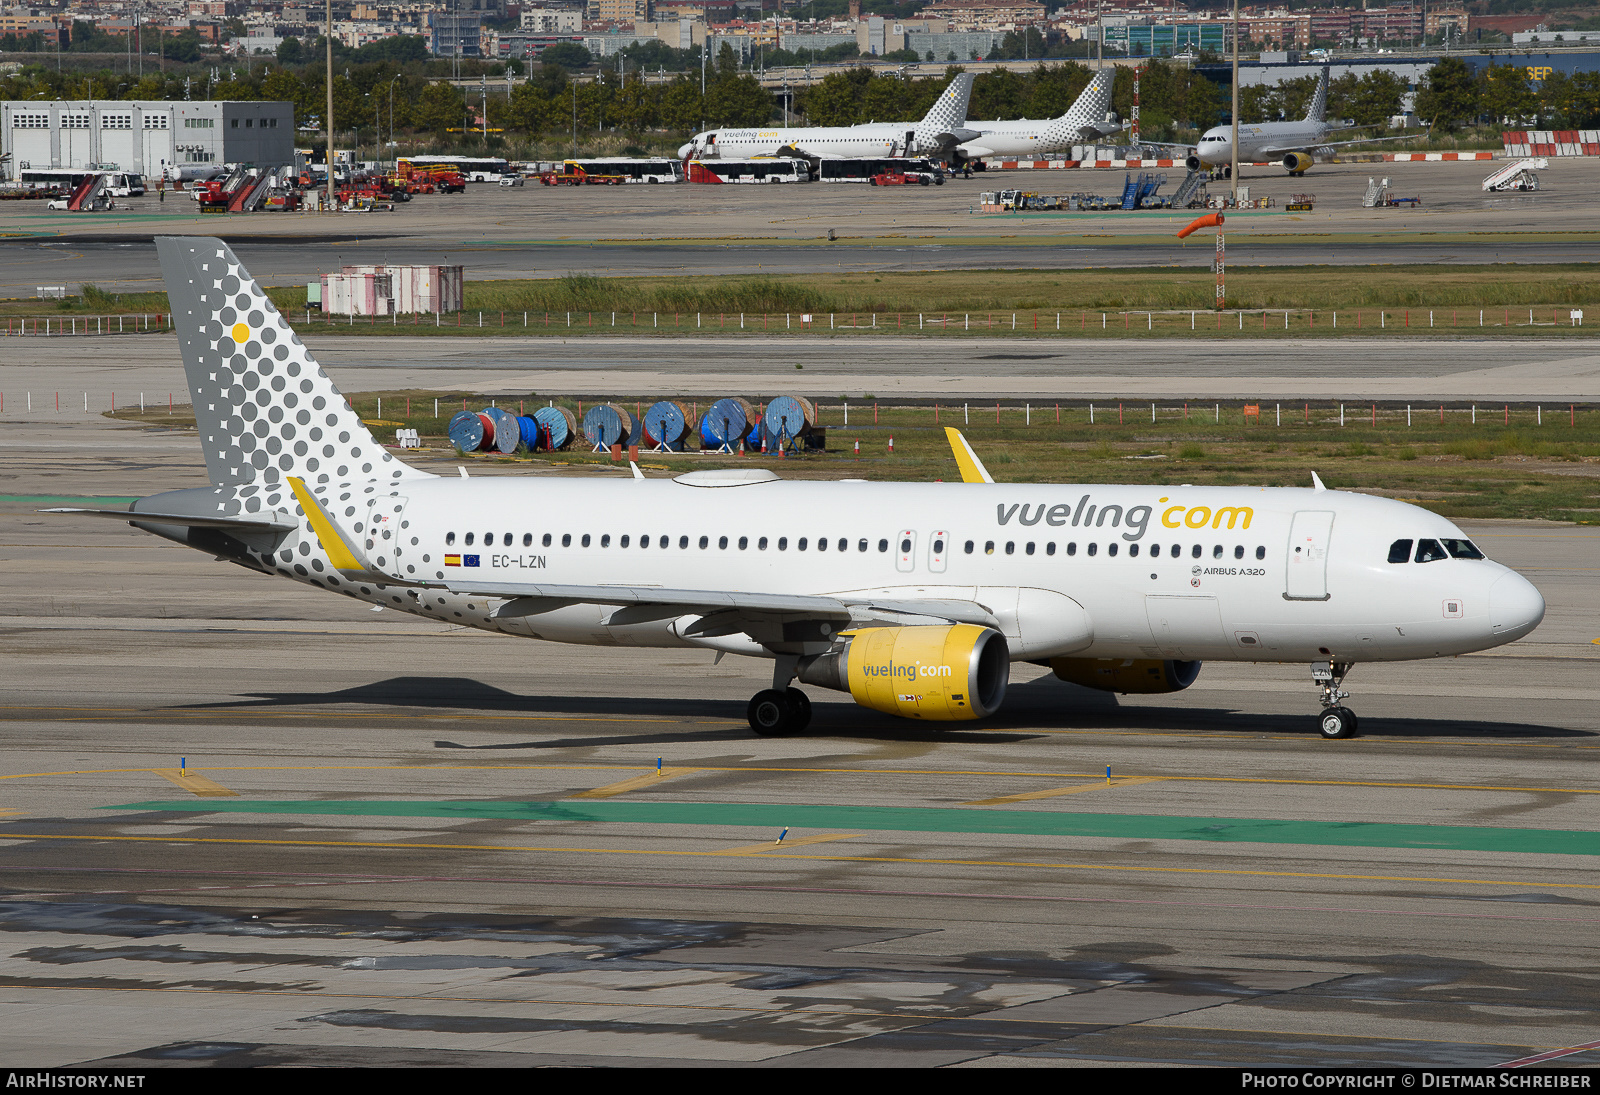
1177, 212, 1224, 239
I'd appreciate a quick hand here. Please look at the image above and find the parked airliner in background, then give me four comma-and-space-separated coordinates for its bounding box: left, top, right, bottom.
1166, 66, 1408, 176
50, 238, 1546, 740
952, 69, 1119, 165
677, 73, 976, 162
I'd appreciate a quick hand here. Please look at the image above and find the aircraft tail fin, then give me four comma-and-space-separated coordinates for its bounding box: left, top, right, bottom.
1042, 69, 1116, 147
1303, 65, 1330, 123
155, 236, 430, 491
919, 72, 976, 131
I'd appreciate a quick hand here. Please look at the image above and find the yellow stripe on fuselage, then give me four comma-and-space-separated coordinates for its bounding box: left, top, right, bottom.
286, 476, 364, 572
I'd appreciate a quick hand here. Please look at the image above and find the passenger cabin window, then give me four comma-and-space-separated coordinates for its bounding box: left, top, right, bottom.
1108, 543, 1118, 557
718, 536, 729, 549
620, 535, 629, 548
446, 532, 456, 546
1388, 539, 1413, 564
581, 534, 591, 547
985, 541, 995, 554
1066, 543, 1077, 556
699, 536, 709, 549
1213, 545, 1223, 558
561, 534, 571, 547
858, 539, 868, 552
680, 535, 689, 549
1087, 543, 1098, 556
1191, 544, 1202, 558
1129, 543, 1139, 557
1255, 545, 1266, 560
1234, 545, 1244, 559
817, 538, 827, 552
464, 532, 474, 546
1046, 543, 1056, 556
964, 540, 974, 554
601, 534, 612, 548
738, 536, 748, 550
798, 538, 808, 550
1442, 538, 1485, 560
758, 537, 768, 550
1415, 538, 1449, 563
523, 533, 533, 547
778, 537, 788, 550
544, 533, 553, 547
880, 539, 890, 552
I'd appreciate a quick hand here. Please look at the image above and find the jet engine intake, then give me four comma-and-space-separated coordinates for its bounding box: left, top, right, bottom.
799, 623, 1009, 720
1281, 151, 1313, 175
1050, 657, 1201, 694
1185, 154, 1203, 172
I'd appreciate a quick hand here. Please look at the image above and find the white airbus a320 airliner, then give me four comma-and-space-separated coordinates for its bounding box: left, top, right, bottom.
53, 238, 1545, 740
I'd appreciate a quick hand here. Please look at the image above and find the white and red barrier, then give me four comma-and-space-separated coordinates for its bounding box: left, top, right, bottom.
1385, 152, 1495, 161
1502, 130, 1600, 157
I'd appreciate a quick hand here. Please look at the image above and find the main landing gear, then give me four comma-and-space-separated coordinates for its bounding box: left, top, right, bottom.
1312, 659, 1358, 739
747, 688, 811, 736
747, 655, 813, 736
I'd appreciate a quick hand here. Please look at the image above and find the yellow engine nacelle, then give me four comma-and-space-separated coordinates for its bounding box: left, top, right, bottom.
1050, 657, 1202, 694
1282, 151, 1313, 175
798, 624, 1009, 720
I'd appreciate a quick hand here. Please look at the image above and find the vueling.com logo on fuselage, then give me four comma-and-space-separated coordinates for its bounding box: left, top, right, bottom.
995, 495, 1252, 541
863, 662, 953, 680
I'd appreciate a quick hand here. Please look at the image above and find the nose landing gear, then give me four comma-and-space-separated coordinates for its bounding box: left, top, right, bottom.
1312, 660, 1358, 739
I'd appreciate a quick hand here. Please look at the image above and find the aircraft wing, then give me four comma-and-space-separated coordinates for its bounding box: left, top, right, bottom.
41, 506, 297, 533
1255, 134, 1410, 156
446, 580, 1000, 629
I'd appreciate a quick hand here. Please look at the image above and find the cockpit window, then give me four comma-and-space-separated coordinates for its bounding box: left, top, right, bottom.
1441, 538, 1485, 560
1414, 538, 1449, 563
1387, 539, 1413, 564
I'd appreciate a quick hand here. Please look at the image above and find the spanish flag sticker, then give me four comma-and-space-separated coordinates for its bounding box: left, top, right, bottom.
445, 554, 462, 566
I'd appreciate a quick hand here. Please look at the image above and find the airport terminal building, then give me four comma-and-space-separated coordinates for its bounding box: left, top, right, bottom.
1, 100, 294, 179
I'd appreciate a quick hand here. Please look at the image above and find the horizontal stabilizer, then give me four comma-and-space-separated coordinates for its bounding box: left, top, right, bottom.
42, 506, 296, 533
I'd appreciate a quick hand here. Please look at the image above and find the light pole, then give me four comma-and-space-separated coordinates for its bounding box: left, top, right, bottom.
1230, 0, 1240, 205
325, 0, 334, 211
388, 73, 401, 171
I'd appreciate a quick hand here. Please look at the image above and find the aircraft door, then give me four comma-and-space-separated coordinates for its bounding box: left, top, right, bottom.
896, 529, 917, 573
928, 530, 949, 573
1285, 510, 1335, 601
365, 493, 410, 578
905, 129, 917, 155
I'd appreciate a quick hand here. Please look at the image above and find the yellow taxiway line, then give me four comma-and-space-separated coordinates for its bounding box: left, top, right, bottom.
965, 776, 1166, 805
2, 762, 1594, 800
711, 833, 860, 856
8, 831, 1600, 892
150, 769, 239, 798
570, 768, 688, 799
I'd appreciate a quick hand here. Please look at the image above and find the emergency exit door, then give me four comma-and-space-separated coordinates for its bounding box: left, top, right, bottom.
1285, 510, 1334, 600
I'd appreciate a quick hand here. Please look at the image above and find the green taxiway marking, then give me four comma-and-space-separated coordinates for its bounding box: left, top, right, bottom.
1, 495, 139, 505
101, 799, 1600, 856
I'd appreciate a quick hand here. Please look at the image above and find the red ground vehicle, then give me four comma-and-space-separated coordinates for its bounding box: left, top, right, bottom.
870, 171, 938, 186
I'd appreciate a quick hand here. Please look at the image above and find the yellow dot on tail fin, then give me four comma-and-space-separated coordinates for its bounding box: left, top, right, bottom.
230, 322, 249, 343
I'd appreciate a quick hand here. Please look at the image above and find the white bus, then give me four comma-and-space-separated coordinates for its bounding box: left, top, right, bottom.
816, 157, 942, 184
398, 156, 511, 182
686, 158, 809, 184
545, 159, 684, 184
18, 168, 145, 197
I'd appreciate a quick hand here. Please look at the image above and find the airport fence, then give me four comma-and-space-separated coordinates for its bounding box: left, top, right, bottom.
0, 308, 1587, 338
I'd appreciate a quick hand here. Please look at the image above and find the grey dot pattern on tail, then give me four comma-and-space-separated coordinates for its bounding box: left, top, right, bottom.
171, 239, 408, 492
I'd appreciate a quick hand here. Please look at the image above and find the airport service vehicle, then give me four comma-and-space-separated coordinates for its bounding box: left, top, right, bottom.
542, 159, 684, 185
20, 167, 144, 197
399, 156, 509, 183
818, 157, 943, 184
1151, 67, 1406, 177
869, 170, 941, 186
50, 237, 1546, 741
498, 173, 525, 187
952, 69, 1119, 167
679, 74, 977, 163
685, 158, 807, 184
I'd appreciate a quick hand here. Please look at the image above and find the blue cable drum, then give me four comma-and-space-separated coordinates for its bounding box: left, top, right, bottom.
447, 409, 485, 452
746, 421, 765, 449
642, 400, 692, 451
484, 407, 520, 453
531, 405, 575, 450
763, 395, 812, 446
699, 397, 755, 449
581, 403, 635, 449
516, 415, 539, 448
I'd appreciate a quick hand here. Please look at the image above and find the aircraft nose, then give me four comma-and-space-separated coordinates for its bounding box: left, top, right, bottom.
677, 142, 693, 158
1489, 571, 1544, 641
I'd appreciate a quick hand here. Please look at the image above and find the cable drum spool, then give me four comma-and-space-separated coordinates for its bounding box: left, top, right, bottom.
763, 395, 813, 445
516, 415, 539, 449
484, 407, 520, 454
531, 405, 576, 450
581, 403, 636, 450
447, 409, 486, 452
642, 400, 693, 451
700, 397, 756, 449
